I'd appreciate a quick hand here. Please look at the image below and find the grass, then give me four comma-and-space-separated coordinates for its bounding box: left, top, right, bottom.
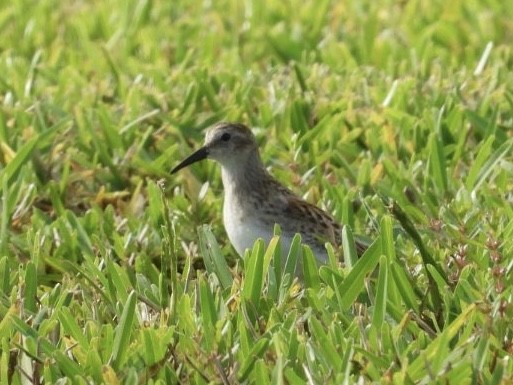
1, 0, 513, 383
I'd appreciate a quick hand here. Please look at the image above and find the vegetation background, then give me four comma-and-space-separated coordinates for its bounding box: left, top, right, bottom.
0, 0, 512, 383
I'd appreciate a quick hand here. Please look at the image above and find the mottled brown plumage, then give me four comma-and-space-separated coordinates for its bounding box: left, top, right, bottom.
172, 122, 365, 266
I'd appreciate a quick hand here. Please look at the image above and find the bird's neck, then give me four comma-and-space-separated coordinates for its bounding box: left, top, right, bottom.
220, 151, 270, 198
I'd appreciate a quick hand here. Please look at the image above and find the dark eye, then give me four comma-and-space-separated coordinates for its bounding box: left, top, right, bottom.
221, 133, 231, 141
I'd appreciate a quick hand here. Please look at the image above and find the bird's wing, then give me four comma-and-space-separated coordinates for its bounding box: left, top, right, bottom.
266, 180, 367, 257
281, 193, 341, 246
277, 189, 367, 256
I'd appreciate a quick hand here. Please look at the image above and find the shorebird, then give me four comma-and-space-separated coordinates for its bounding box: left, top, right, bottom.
171, 122, 365, 267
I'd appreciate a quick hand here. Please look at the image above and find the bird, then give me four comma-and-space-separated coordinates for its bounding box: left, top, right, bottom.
171, 122, 365, 269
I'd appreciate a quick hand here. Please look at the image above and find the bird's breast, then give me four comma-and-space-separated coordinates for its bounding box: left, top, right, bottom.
221, 188, 330, 265
223, 196, 274, 257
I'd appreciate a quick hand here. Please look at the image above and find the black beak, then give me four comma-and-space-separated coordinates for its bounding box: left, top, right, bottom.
171, 146, 209, 174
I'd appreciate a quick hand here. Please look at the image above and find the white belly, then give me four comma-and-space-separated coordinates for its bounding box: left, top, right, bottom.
222, 195, 328, 265
223, 202, 275, 256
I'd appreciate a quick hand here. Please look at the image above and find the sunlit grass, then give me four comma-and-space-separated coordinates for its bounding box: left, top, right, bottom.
1, 0, 513, 383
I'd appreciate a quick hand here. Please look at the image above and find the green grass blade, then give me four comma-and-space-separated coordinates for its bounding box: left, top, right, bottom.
0, 305, 16, 340
58, 308, 90, 349
283, 234, 302, 280
0, 256, 10, 296
238, 338, 270, 382
111, 290, 137, 369
265, 236, 281, 300
371, 255, 388, 330
302, 246, 320, 291
252, 359, 270, 384
242, 239, 265, 308
337, 239, 381, 310
342, 225, 358, 268
1, 338, 9, 382
0, 136, 38, 194
408, 304, 477, 381
427, 133, 448, 194
380, 215, 395, 261
23, 262, 37, 314
197, 225, 233, 290
309, 316, 342, 371
390, 262, 420, 312
199, 277, 217, 350
106, 258, 129, 304
380, 215, 399, 306
0, 176, 8, 257
470, 138, 513, 192
465, 135, 494, 190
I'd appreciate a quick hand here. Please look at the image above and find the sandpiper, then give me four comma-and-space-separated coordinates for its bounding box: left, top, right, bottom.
171, 122, 364, 266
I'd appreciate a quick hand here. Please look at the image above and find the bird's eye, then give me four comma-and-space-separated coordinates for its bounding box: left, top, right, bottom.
220, 133, 231, 141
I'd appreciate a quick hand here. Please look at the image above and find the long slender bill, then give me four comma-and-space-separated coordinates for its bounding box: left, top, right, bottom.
171, 146, 209, 174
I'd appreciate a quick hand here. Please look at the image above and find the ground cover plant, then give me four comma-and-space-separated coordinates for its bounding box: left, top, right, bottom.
1, 0, 513, 383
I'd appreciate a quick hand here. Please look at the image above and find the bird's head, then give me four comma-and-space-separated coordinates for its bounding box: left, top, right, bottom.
171, 122, 259, 174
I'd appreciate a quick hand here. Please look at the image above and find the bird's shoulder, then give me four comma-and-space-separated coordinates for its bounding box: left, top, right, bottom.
268, 182, 341, 245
